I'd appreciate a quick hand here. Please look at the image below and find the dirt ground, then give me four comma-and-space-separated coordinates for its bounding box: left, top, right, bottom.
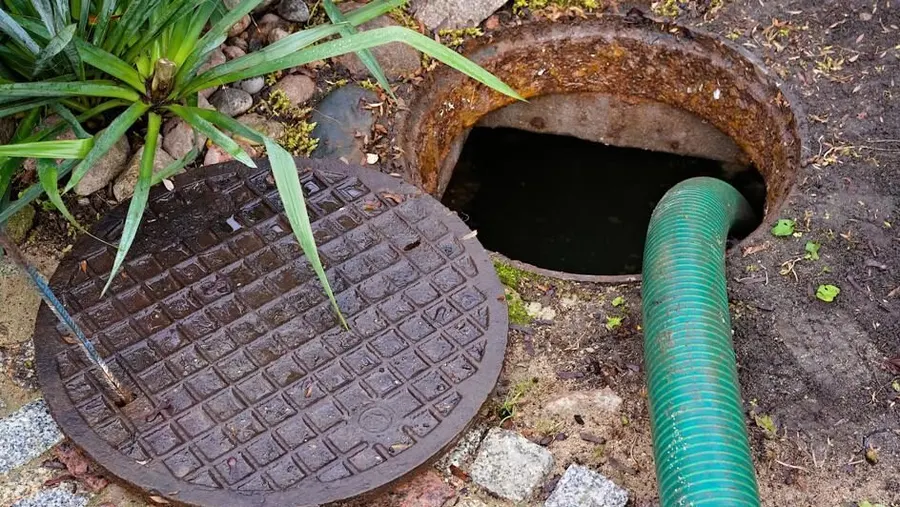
1, 0, 899, 506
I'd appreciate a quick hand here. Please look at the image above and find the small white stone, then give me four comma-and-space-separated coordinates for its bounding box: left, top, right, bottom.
470, 428, 553, 502
525, 302, 556, 321
713, 88, 722, 100
0, 400, 63, 474
544, 464, 628, 507
366, 153, 379, 165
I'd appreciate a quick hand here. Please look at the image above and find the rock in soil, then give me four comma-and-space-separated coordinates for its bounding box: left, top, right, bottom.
0, 400, 63, 474
235, 113, 285, 145
272, 74, 316, 106
543, 388, 623, 424
113, 140, 175, 201
544, 464, 628, 507
197, 46, 226, 74
310, 85, 378, 162
334, 2, 420, 80
223, 45, 247, 60
11, 487, 87, 507
203, 144, 233, 166
4, 205, 35, 244
411, 0, 508, 30
228, 13, 251, 37
268, 26, 291, 44
277, 0, 309, 22
72, 132, 130, 196
239, 76, 265, 94
469, 428, 554, 502
210, 87, 254, 117
162, 118, 206, 160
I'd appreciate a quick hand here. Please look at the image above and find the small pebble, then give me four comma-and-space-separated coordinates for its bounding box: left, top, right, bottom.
240, 76, 266, 94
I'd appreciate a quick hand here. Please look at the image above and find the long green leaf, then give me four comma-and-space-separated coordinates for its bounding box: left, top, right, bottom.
36, 158, 93, 237
183, 22, 343, 96
64, 101, 149, 192
169, 0, 216, 66
0, 81, 141, 100
33, 23, 77, 77
167, 105, 256, 168
344, 0, 408, 25
0, 98, 56, 119
0, 7, 40, 54
0, 159, 75, 225
90, 0, 116, 45
102, 111, 161, 296
322, 0, 394, 100
76, 0, 89, 33
192, 106, 345, 326
0, 139, 92, 159
264, 136, 346, 328
173, 0, 262, 87
50, 102, 91, 139
76, 40, 147, 94
186, 26, 522, 101
124, 0, 208, 63
106, 0, 162, 54
32, 0, 57, 35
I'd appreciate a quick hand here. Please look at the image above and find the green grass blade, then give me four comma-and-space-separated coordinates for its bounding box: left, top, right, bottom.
169, 0, 216, 66
0, 159, 75, 225
33, 23, 77, 77
76, 40, 147, 93
36, 158, 95, 238
106, 0, 162, 54
75, 0, 89, 33
0, 98, 56, 119
187, 26, 521, 100
322, 0, 395, 100
101, 111, 161, 296
264, 136, 346, 328
167, 105, 256, 168
0, 81, 142, 100
91, 0, 116, 45
0, 7, 40, 54
0, 139, 93, 158
64, 101, 149, 192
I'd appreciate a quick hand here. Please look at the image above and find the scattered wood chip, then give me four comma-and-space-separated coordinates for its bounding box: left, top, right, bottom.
865, 259, 888, 270
742, 242, 771, 257
162, 178, 175, 191
380, 191, 404, 204
579, 432, 607, 445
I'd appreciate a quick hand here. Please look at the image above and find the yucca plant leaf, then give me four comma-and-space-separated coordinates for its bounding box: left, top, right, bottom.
33, 23, 77, 77
167, 105, 256, 168
0, 159, 75, 225
322, 0, 394, 100
186, 26, 522, 100
102, 111, 161, 296
36, 158, 98, 238
125, 0, 211, 63
91, 0, 116, 45
0, 98, 56, 119
168, 0, 217, 66
0, 81, 141, 100
184, 22, 344, 95
64, 101, 149, 193
106, 0, 162, 54
76, 40, 147, 94
174, 0, 262, 87
51, 0, 68, 32
264, 136, 346, 327
0, 139, 92, 158
75, 0, 90, 33
31, 0, 57, 35
0, 8, 40, 55
50, 102, 91, 138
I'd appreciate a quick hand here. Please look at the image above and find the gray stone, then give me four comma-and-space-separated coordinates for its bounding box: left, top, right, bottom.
228, 14, 251, 37
240, 76, 266, 95
210, 87, 254, 117
268, 26, 291, 44
272, 74, 315, 105
411, 0, 507, 30
478, 92, 749, 164
544, 388, 623, 423
162, 118, 206, 160
334, 3, 420, 80
223, 45, 247, 60
544, 465, 628, 507
11, 488, 88, 507
469, 428, 554, 502
203, 144, 232, 166
310, 85, 378, 162
73, 133, 130, 196
4, 204, 35, 244
113, 140, 176, 201
277, 0, 309, 22
0, 399, 63, 474
235, 113, 285, 146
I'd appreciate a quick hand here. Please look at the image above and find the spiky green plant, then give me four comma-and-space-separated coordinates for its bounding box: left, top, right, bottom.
0, 0, 521, 324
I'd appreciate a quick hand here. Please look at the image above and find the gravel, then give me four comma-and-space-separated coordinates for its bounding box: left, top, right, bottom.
0, 399, 63, 474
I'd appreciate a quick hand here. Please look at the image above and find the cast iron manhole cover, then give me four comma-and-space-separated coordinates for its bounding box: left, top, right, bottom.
33, 159, 507, 506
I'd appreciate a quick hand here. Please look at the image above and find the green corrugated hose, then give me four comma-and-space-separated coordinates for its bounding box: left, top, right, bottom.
642, 177, 761, 506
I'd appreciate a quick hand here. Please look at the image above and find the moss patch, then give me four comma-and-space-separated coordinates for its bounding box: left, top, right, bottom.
513, 0, 602, 14
438, 27, 484, 47
505, 288, 532, 325
280, 119, 319, 156
5, 204, 35, 244
493, 260, 530, 289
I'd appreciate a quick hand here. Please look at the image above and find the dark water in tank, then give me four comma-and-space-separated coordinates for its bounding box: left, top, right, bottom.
442, 127, 766, 276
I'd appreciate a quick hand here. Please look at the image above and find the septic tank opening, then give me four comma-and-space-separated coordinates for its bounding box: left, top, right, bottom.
397, 17, 804, 281
442, 127, 766, 276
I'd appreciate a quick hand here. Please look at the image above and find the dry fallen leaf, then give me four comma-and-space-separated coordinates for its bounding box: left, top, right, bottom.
742, 242, 771, 257
79, 260, 87, 272
149, 496, 171, 504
